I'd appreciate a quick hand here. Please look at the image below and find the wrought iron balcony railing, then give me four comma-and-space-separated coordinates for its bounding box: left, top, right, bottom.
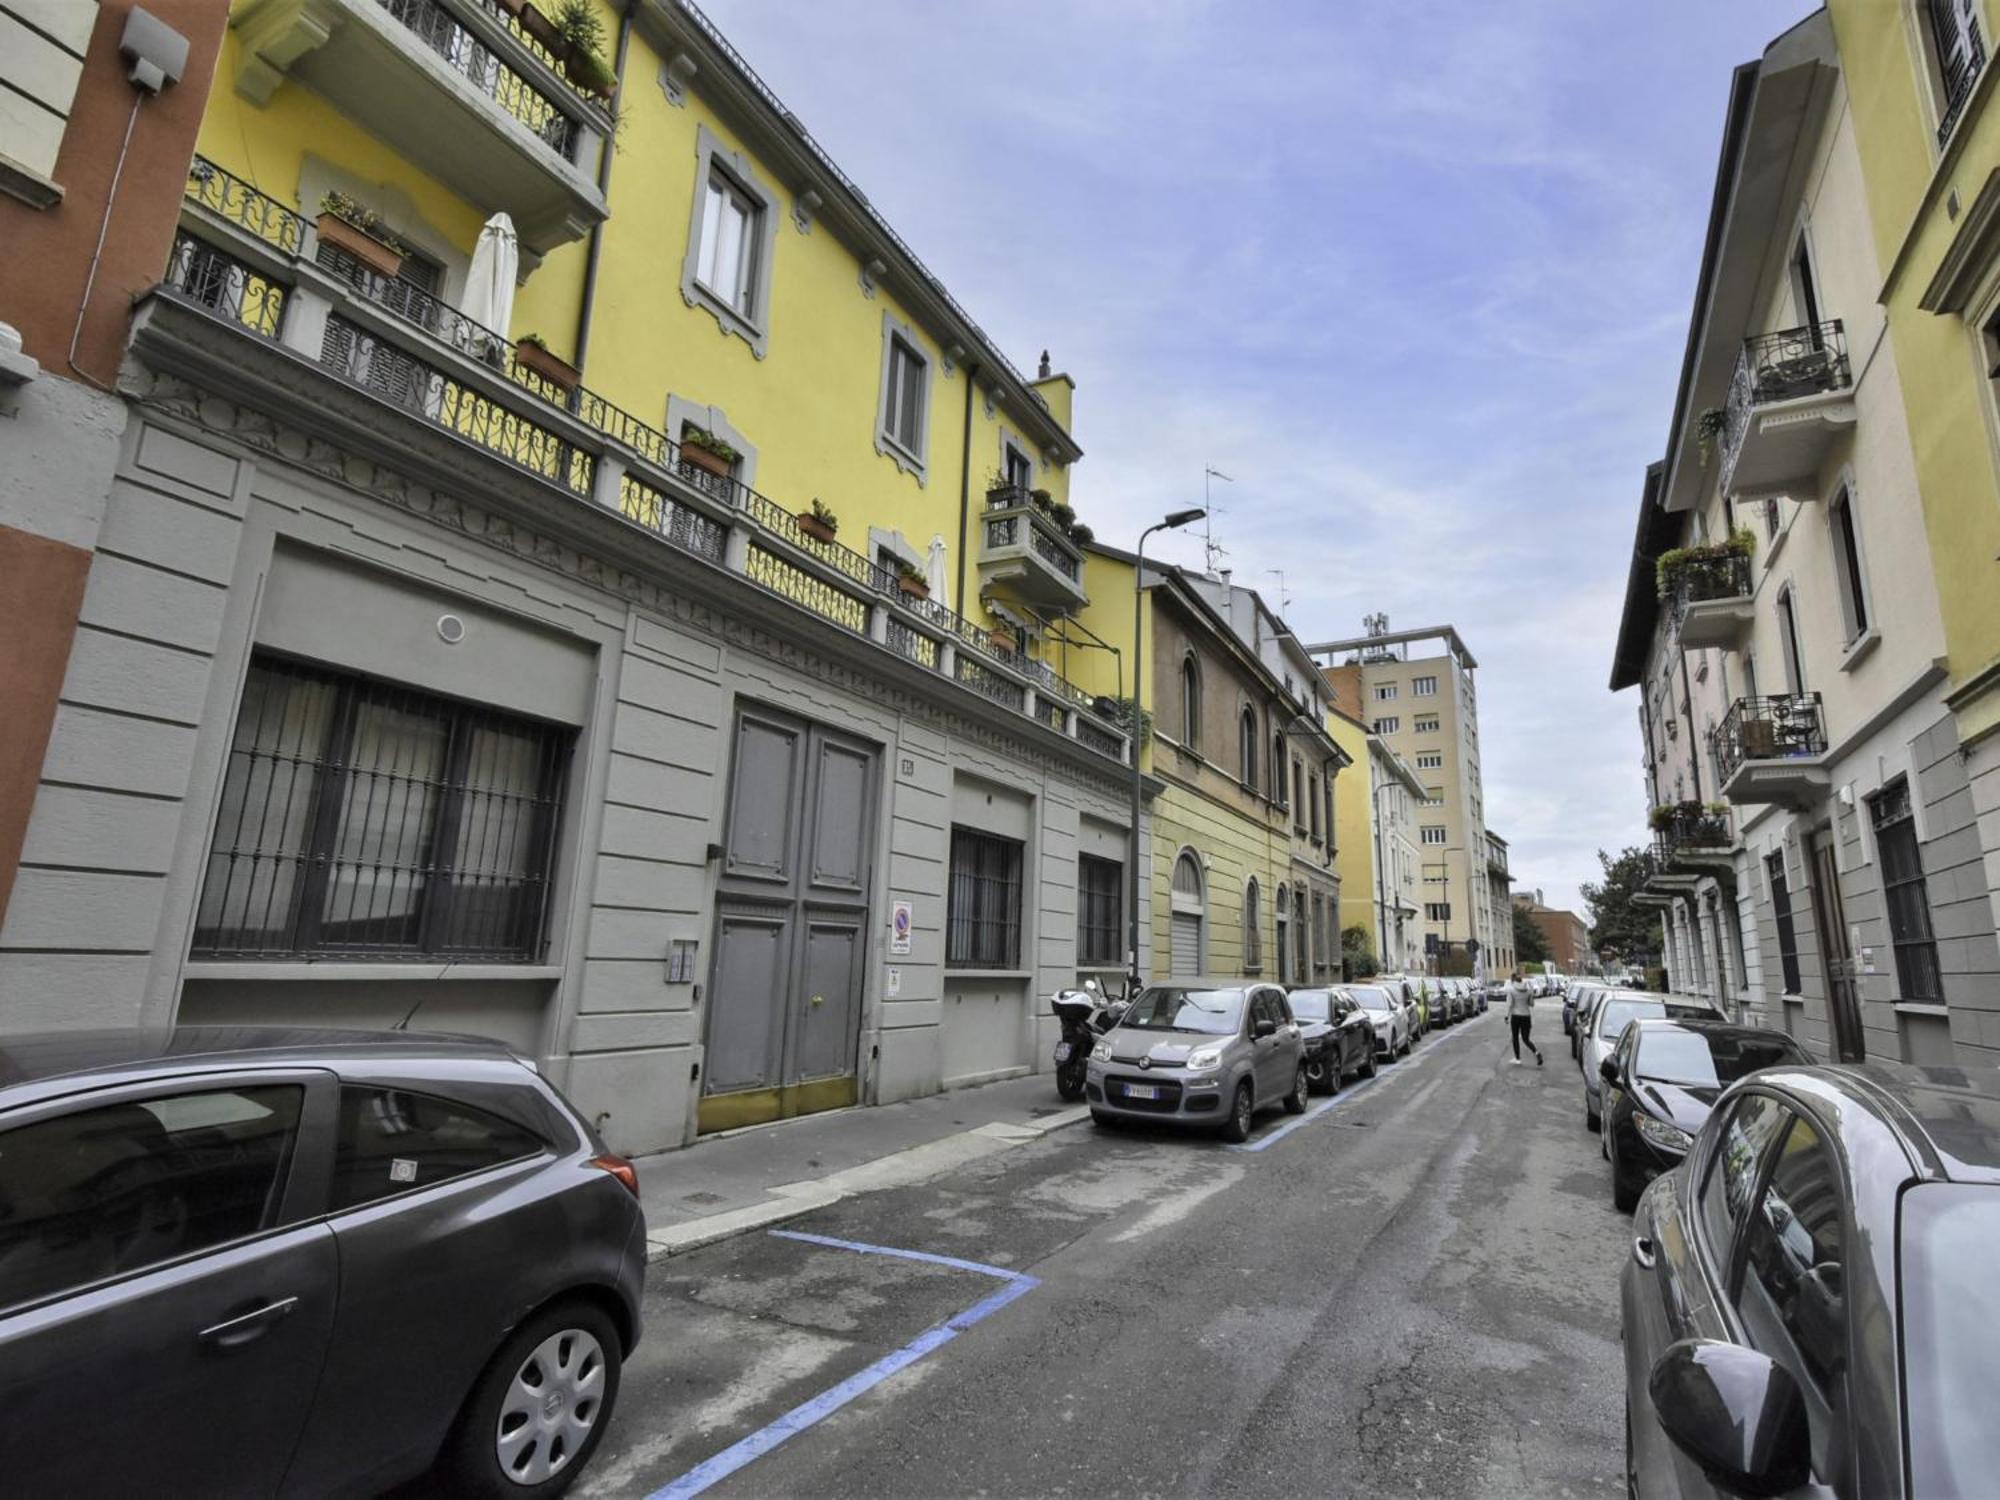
1662, 548, 1752, 612
1712, 693, 1826, 789
1936, 13, 1986, 147
1651, 806, 1733, 866
379, 0, 577, 158
1719, 320, 1851, 488
161, 157, 1128, 764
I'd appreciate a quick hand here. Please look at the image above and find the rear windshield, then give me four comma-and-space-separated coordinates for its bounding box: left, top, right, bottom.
1901, 1184, 2000, 1495
1598, 998, 1666, 1041
1352, 987, 1392, 1012
1288, 990, 1333, 1022
1120, 987, 1245, 1035
1635, 1029, 1805, 1088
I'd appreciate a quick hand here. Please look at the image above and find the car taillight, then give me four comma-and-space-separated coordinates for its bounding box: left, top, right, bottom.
590, 1152, 640, 1200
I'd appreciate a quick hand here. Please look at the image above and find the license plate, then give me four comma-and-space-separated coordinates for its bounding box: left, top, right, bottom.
1053, 1041, 1072, 1062
1123, 1083, 1160, 1100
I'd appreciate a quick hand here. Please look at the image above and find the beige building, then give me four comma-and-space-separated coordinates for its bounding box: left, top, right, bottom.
1317, 623, 1500, 979
1483, 831, 1516, 974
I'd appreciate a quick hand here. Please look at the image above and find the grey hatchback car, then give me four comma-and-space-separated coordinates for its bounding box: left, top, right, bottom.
1086, 981, 1307, 1141
0, 1028, 646, 1497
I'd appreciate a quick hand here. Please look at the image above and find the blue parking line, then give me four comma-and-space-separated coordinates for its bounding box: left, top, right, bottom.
645, 1234, 1039, 1500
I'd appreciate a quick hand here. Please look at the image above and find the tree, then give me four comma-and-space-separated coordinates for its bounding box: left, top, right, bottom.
1581, 846, 1660, 966
1340, 924, 1378, 979
1513, 902, 1551, 966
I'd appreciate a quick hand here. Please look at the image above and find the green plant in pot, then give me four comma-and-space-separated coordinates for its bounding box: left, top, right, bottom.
678, 425, 740, 480
552, 0, 617, 98
1695, 406, 1727, 467
315, 191, 407, 279
514, 332, 581, 393
798, 498, 840, 543
894, 557, 929, 599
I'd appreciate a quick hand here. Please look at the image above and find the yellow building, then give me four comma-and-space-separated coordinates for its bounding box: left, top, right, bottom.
1328, 708, 1425, 975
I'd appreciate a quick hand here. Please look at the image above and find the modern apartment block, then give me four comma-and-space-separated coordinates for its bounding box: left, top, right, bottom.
1609, 11, 2000, 1067
1314, 622, 1500, 978
0, 0, 1145, 1154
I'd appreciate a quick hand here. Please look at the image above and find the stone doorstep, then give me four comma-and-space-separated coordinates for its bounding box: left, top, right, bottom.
641, 1104, 1091, 1260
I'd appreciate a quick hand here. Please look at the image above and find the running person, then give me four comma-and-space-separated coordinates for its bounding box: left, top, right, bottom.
1506, 970, 1543, 1066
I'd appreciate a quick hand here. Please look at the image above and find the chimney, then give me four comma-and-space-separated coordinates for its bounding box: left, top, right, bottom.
1037, 350, 1051, 379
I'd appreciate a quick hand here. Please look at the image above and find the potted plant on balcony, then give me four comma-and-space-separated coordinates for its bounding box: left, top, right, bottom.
514, 333, 581, 393
552, 0, 617, 99
678, 425, 740, 479
989, 625, 1019, 654
1654, 528, 1755, 601
1694, 406, 1727, 467
798, 499, 840, 543
1068, 522, 1094, 547
517, 1, 569, 54
894, 557, 929, 600
1029, 487, 1054, 514
315, 192, 407, 280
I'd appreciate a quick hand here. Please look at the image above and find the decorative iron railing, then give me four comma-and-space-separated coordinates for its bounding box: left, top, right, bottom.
1664, 549, 1753, 625
1936, 11, 1985, 147
981, 490, 1083, 585
1712, 693, 1826, 788
956, 655, 1025, 710
165, 233, 288, 337
1651, 807, 1733, 865
378, 0, 578, 158
1719, 320, 1850, 487
470, 0, 591, 97
618, 474, 726, 561
185, 158, 305, 253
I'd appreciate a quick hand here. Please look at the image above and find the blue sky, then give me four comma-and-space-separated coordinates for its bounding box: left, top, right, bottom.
701, 0, 1818, 915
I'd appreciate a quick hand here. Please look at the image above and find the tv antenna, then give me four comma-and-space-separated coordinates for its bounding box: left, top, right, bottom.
1364, 610, 1390, 637
1203, 467, 1233, 574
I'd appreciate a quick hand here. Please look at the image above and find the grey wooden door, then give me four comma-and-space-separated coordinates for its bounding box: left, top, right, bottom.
705, 705, 877, 1114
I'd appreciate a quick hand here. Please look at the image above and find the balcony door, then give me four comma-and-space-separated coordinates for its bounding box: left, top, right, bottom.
1806, 830, 1865, 1063
1790, 232, 1824, 345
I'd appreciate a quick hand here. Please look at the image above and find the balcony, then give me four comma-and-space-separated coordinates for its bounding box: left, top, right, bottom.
230, 0, 611, 260
1660, 545, 1753, 651
1650, 803, 1734, 868
149, 161, 1131, 769
1712, 693, 1829, 808
978, 484, 1090, 614
1717, 321, 1855, 501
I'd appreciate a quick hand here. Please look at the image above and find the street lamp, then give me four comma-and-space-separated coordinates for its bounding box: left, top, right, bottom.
1128, 506, 1205, 988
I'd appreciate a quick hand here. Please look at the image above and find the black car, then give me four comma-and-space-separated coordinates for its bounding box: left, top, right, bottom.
1622, 1062, 2000, 1499
0, 1028, 647, 1496
1288, 987, 1377, 1094
1598, 1020, 1810, 1211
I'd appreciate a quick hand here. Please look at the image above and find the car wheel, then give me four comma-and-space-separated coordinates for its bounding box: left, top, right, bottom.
1328, 1053, 1344, 1095
1304, 1055, 1333, 1095
1624, 1392, 1639, 1500
1219, 1080, 1255, 1143
435, 1299, 622, 1498
1362, 1045, 1378, 1080
1284, 1064, 1308, 1115
1586, 1096, 1601, 1133
1611, 1132, 1639, 1214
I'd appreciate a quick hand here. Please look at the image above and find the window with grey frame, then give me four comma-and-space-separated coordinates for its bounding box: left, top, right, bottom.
1921, 0, 1986, 144
947, 827, 1023, 969
696, 166, 762, 318
1239, 707, 1258, 792
1870, 780, 1943, 1001
1077, 854, 1122, 966
1181, 655, 1202, 749
1768, 851, 1803, 994
1829, 489, 1870, 643
193, 655, 569, 960
1271, 732, 1288, 806
882, 334, 927, 458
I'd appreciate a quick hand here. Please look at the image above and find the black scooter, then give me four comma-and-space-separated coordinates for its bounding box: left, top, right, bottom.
1052, 978, 1132, 1101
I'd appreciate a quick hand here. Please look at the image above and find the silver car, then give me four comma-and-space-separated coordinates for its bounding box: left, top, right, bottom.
1348, 983, 1412, 1059
1087, 982, 1307, 1142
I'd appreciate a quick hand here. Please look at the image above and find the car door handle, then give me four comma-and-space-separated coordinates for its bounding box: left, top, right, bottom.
1631, 1235, 1657, 1270
199, 1296, 299, 1349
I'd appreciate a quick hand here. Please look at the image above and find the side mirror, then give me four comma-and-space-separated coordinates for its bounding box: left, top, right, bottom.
1600, 1057, 1621, 1087
1647, 1340, 1810, 1498
1253, 1017, 1278, 1039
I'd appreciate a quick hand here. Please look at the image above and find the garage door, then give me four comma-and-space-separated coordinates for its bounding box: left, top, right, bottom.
1170, 912, 1202, 975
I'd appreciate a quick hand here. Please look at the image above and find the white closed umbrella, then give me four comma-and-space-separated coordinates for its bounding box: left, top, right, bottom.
927, 535, 950, 608
460, 212, 518, 356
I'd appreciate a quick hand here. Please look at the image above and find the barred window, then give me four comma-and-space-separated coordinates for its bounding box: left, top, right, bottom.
194, 657, 568, 960
948, 828, 1023, 968
1768, 852, 1803, 995
1870, 780, 1943, 1002
1077, 855, 1122, 966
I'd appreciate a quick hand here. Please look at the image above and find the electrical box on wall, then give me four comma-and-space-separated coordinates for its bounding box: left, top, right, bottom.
666, 939, 699, 984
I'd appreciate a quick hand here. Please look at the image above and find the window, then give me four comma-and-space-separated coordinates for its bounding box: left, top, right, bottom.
1311, 893, 1328, 976
1412, 676, 1438, 696
0, 1, 92, 204
1767, 853, 1803, 994
1078, 856, 1122, 965
682, 127, 778, 353
1416, 752, 1443, 770
0, 1085, 303, 1313
1828, 489, 1870, 644
948, 829, 1024, 968
1375, 683, 1398, 701
1373, 716, 1400, 734
1421, 826, 1447, 846
1180, 655, 1202, 749
1426, 902, 1452, 922
1293, 759, 1305, 828
1169, 851, 1205, 975
329, 1087, 543, 1211
1244, 878, 1262, 972
1275, 883, 1290, 984
1778, 585, 1807, 694
1002, 439, 1033, 491
1293, 886, 1308, 979
1871, 780, 1943, 1001
1271, 733, 1288, 808
1414, 715, 1439, 734
1697, 1091, 1785, 1262
1920, 0, 1986, 145
1309, 774, 1322, 839
1240, 708, 1259, 791
194, 657, 569, 961
875, 320, 931, 478
696, 173, 759, 313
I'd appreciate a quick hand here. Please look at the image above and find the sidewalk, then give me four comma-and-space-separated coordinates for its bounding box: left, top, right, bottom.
633, 1074, 1090, 1258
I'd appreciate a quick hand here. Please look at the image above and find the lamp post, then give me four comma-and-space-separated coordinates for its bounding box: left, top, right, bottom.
1128, 507, 1205, 989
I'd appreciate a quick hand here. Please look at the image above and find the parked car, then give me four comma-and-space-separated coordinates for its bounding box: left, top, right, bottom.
1379, 975, 1428, 1039
1570, 983, 1609, 1058
1287, 987, 1378, 1093
1087, 982, 1307, 1141
1623, 1061, 2000, 1499
1563, 981, 1592, 1038
1598, 1020, 1811, 1211
1349, 983, 1412, 1060
1439, 979, 1467, 1025
0, 1028, 646, 1497
1580, 992, 1724, 1131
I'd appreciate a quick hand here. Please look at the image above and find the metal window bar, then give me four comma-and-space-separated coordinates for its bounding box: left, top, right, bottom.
1933, 0, 1985, 145
165, 233, 290, 337
193, 656, 567, 960
378, 0, 578, 158
1712, 693, 1826, 788
946, 828, 1022, 968
185, 157, 306, 253
619, 474, 727, 561
1077, 855, 1121, 964
1869, 781, 1945, 1002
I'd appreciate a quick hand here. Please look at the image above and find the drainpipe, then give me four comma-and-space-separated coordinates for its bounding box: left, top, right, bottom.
1677, 651, 1704, 803
570, 0, 635, 384
955, 363, 979, 612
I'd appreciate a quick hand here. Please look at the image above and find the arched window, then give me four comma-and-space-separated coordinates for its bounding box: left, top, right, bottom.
1244, 878, 1262, 973
1272, 732, 1288, 808
1240, 708, 1258, 791
1293, 886, 1308, 979
1275, 883, 1290, 984
1181, 654, 1202, 749
1170, 850, 1205, 975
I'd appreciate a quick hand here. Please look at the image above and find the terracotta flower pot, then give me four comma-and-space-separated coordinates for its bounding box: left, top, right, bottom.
316, 212, 404, 280
898, 575, 929, 600
564, 46, 618, 100
519, 3, 569, 56
679, 443, 732, 479
515, 340, 580, 393
989, 631, 1018, 654
798, 514, 838, 544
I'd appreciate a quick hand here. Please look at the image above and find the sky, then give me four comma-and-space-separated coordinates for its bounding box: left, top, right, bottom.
700, 0, 1819, 915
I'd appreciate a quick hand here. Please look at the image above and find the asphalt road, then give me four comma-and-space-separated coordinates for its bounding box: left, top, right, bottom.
581, 1001, 1631, 1499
